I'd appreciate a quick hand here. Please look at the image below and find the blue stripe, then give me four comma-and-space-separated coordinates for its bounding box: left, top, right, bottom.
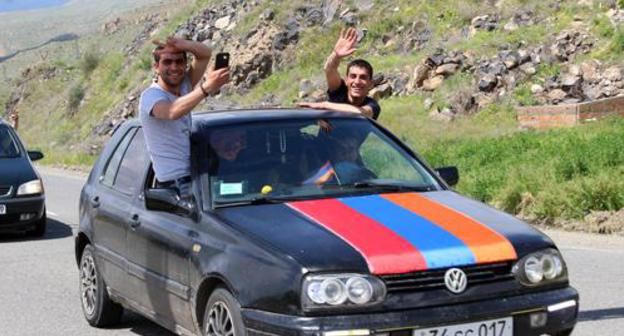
339, 195, 476, 269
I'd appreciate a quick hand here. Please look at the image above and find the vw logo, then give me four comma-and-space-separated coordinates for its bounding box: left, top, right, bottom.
444, 268, 467, 294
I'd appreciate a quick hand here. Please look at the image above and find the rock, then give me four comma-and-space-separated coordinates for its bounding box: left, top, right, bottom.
407, 63, 432, 90
297, 6, 324, 26
389, 75, 409, 95
422, 75, 445, 91
548, 89, 567, 102
561, 74, 581, 88
341, 13, 358, 26
503, 21, 519, 31
487, 61, 507, 76
423, 98, 434, 110
502, 52, 520, 69
568, 64, 582, 77
215, 16, 231, 29
478, 74, 498, 92
370, 82, 393, 100
322, 0, 341, 25
604, 66, 622, 82
354, 0, 375, 11
429, 107, 455, 122
586, 86, 604, 100
435, 63, 459, 77
472, 92, 494, 108
261, 9, 274, 21
428, 54, 445, 66
531, 84, 544, 94
519, 63, 536, 75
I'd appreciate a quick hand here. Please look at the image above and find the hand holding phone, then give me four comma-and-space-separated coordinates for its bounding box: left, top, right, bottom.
215, 52, 230, 70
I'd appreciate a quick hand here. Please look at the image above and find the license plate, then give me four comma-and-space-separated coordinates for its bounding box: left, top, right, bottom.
0, 204, 5, 215
413, 317, 512, 336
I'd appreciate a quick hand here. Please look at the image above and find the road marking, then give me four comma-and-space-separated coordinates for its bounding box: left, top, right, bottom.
47, 211, 58, 217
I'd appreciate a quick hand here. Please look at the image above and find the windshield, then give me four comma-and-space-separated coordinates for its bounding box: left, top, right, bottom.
200, 118, 441, 207
0, 127, 20, 158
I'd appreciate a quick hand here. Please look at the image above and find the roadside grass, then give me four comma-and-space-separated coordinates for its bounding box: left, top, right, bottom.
420, 117, 624, 221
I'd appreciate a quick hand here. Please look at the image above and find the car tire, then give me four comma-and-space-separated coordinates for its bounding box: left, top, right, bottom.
27, 211, 46, 237
203, 287, 246, 336
79, 244, 123, 327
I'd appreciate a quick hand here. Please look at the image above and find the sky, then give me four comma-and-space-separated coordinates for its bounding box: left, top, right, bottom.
0, 0, 69, 13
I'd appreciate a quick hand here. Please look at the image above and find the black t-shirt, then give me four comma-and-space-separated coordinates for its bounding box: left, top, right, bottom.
327, 80, 381, 120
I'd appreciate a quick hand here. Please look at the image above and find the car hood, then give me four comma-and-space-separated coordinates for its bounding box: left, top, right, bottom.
0, 157, 38, 187
215, 191, 554, 275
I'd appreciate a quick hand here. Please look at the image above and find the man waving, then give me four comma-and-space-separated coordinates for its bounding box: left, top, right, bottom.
298, 27, 381, 120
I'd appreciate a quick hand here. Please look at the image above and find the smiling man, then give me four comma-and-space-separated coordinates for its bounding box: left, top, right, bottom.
139, 37, 229, 198
297, 27, 381, 120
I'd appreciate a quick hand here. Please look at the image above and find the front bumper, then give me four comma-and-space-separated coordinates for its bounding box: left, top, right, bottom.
0, 194, 45, 232
242, 287, 578, 336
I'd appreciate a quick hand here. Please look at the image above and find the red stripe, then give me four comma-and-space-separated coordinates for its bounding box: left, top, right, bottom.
288, 199, 427, 274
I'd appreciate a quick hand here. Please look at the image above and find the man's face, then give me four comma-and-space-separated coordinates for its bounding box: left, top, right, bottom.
345, 66, 373, 100
153, 49, 187, 87
210, 130, 246, 162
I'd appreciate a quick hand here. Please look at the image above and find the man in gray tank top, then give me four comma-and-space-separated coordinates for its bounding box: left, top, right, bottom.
139, 37, 229, 197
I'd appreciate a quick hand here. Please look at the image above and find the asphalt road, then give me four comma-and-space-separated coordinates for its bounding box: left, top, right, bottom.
0, 166, 622, 336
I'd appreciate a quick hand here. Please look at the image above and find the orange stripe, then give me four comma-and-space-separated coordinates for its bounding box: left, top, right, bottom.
382, 193, 517, 263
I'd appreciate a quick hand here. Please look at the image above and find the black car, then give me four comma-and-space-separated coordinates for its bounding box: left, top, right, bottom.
76, 109, 577, 336
0, 119, 46, 236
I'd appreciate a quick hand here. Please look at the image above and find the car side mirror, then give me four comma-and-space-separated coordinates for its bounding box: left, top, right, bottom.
145, 188, 197, 219
28, 151, 44, 161
435, 166, 459, 187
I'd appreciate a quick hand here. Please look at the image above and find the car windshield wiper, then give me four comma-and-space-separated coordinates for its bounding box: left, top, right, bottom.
349, 180, 436, 192
213, 197, 284, 208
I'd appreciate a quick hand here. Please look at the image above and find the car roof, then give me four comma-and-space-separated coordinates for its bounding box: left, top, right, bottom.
123, 108, 365, 129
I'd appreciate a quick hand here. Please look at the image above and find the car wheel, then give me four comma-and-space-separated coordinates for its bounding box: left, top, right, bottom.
79, 244, 123, 327
27, 211, 46, 237
203, 287, 245, 336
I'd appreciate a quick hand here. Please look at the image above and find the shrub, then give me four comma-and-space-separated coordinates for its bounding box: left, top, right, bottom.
80, 52, 100, 77
67, 83, 85, 112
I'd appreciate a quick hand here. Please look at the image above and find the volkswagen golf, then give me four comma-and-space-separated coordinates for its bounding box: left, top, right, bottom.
76, 109, 578, 336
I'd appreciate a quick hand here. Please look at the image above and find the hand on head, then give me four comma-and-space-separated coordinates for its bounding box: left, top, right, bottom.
152, 36, 188, 56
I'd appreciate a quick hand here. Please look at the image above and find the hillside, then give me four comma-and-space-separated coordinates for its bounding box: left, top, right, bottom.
2, 0, 624, 232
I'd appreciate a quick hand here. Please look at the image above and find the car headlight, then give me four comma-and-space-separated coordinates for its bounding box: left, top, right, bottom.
17, 179, 44, 196
302, 273, 386, 310
513, 248, 567, 286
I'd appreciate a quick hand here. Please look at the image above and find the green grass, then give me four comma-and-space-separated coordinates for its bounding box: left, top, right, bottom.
420, 117, 624, 221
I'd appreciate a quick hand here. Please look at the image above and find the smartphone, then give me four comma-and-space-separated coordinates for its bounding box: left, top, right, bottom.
215, 52, 230, 70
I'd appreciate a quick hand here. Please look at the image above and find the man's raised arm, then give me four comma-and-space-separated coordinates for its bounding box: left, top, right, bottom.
325, 27, 358, 92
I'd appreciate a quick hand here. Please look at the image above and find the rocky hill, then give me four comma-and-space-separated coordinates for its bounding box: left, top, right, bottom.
2, 0, 624, 231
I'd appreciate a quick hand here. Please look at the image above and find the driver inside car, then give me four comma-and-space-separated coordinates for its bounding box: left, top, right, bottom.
304, 129, 375, 185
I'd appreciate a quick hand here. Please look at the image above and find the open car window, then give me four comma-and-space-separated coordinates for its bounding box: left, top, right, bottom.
198, 118, 441, 207
0, 127, 20, 158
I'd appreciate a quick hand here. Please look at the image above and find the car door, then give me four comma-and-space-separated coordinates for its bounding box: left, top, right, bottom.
125, 131, 195, 329
90, 127, 144, 299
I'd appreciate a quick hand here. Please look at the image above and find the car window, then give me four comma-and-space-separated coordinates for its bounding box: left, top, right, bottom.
200, 118, 441, 207
0, 127, 20, 158
113, 128, 149, 195
360, 133, 425, 183
101, 128, 136, 188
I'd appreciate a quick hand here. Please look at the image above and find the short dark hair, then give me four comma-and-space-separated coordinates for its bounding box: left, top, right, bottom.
346, 59, 373, 80
153, 45, 187, 63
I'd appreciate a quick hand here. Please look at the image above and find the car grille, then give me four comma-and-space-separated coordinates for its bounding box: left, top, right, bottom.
381, 262, 514, 292
0, 214, 21, 225
0, 186, 11, 197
